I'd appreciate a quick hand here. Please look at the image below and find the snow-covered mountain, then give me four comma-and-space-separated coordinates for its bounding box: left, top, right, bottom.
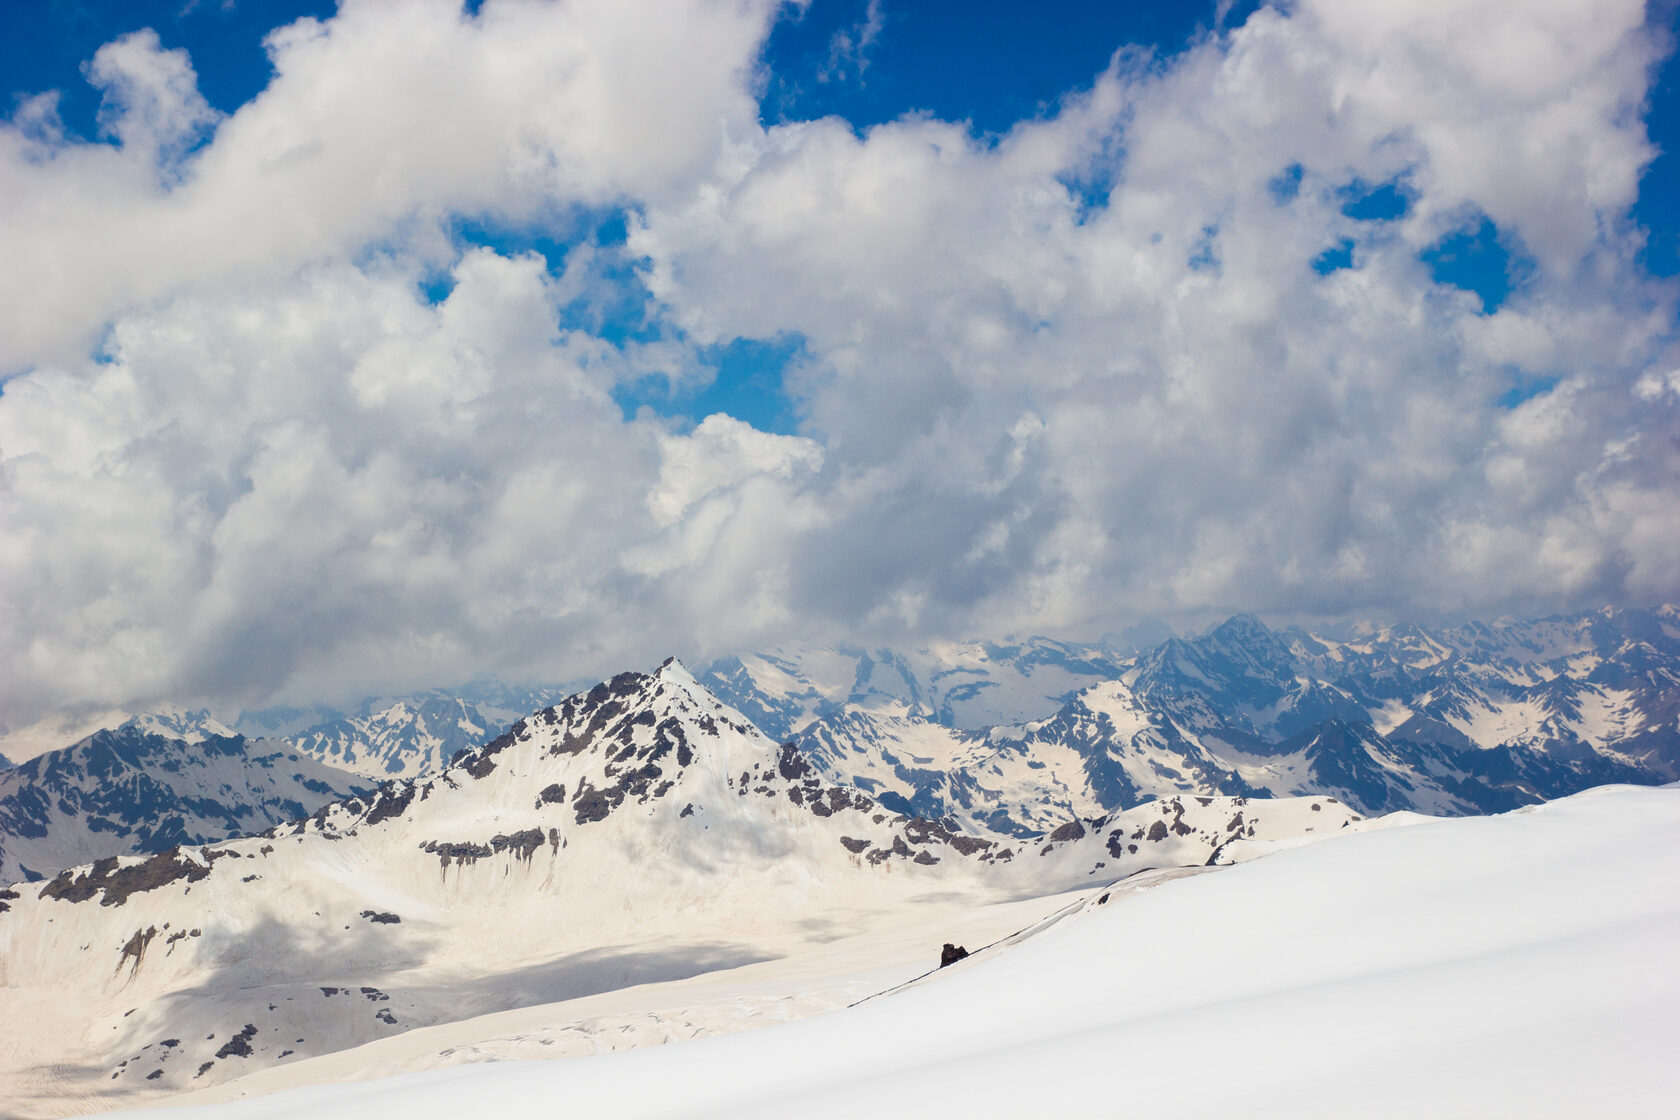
267, 696, 495, 779
0, 661, 1360, 1117
0, 727, 371, 884
232, 683, 579, 781
776, 607, 1676, 830
134, 783, 1677, 1120
697, 637, 1126, 740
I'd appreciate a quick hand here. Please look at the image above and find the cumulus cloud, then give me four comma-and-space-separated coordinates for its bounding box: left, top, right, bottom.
0, 0, 773, 373
0, 248, 824, 721
0, 0, 1676, 726
633, 0, 1679, 632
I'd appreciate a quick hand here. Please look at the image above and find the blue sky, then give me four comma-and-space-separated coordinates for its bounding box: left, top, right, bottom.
10, 0, 1675, 430
1, 0, 1677, 718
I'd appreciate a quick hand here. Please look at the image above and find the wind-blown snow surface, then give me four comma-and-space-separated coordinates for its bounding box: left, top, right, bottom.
113, 784, 1680, 1120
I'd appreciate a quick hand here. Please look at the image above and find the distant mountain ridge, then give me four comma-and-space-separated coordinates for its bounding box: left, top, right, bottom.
231, 681, 579, 780
697, 637, 1129, 741
748, 607, 1678, 831
1, 607, 1671, 870
0, 726, 371, 883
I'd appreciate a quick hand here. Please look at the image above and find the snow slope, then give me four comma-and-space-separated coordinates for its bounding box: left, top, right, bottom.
0, 662, 1363, 1118
114, 783, 1680, 1120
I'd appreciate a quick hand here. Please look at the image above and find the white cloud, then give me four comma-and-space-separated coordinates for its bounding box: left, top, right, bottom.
0, 0, 1676, 725
0, 250, 818, 722
649, 414, 822, 527
631, 0, 1678, 630
821, 0, 885, 83
0, 0, 774, 373
86, 29, 219, 165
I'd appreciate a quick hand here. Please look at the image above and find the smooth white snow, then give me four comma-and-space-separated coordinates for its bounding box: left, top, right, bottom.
101, 783, 1680, 1120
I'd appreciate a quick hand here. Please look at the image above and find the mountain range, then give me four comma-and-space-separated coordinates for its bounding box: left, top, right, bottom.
0, 727, 371, 885
0, 661, 1365, 1116
1, 613, 1673, 1116
0, 607, 1672, 888
723, 607, 1677, 832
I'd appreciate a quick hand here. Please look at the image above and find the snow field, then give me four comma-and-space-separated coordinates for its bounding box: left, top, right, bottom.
107, 783, 1680, 1119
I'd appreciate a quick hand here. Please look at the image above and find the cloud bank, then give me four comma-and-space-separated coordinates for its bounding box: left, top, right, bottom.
1, 0, 1676, 724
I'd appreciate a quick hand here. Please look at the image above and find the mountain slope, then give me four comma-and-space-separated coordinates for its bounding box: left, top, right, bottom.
238, 683, 577, 781
0, 662, 1016, 1109
137, 783, 1679, 1120
785, 607, 1675, 830
0, 661, 1366, 1117
276, 696, 496, 779
0, 727, 371, 884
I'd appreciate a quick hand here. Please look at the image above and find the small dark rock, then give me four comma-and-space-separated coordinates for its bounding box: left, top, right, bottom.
1048, 819, 1086, 844
215, 1024, 258, 1059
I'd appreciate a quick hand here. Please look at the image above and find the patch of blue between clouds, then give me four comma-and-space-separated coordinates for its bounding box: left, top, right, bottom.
440, 212, 804, 435
1188, 224, 1221, 273
1055, 169, 1117, 225
1633, 3, 1680, 276
756, 0, 1265, 138
1340, 178, 1412, 222
614, 335, 808, 437
1268, 162, 1304, 205
1421, 214, 1532, 314
0, 0, 338, 141
1312, 238, 1355, 275
438, 211, 662, 346
1497, 374, 1560, 409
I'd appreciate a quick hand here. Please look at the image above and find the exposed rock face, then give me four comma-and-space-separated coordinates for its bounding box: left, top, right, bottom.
940, 943, 970, 968
308, 660, 1017, 879
0, 727, 370, 884
776, 607, 1676, 831
38, 847, 234, 907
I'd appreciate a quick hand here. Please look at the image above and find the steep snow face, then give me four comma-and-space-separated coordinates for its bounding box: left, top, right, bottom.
792, 709, 989, 820
0, 727, 371, 884
124, 705, 238, 743
0, 705, 232, 766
